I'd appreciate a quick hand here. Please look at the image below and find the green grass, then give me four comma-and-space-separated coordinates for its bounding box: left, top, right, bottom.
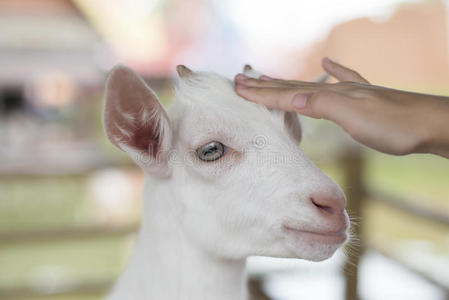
0, 177, 91, 232
363, 200, 449, 254
0, 236, 132, 289
365, 151, 449, 206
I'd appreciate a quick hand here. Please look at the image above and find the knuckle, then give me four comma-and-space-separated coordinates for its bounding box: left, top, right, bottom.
246, 78, 258, 85
309, 90, 331, 113
332, 81, 357, 92
333, 81, 348, 88
359, 88, 376, 97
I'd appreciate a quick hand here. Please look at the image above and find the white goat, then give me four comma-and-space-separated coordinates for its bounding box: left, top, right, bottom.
103, 64, 349, 300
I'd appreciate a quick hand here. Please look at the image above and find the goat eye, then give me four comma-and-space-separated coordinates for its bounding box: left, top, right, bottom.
196, 141, 225, 162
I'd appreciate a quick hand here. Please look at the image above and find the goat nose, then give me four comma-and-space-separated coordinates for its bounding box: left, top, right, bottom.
310, 191, 346, 215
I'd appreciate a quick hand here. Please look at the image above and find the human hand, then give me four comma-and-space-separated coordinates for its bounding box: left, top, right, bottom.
234, 57, 449, 158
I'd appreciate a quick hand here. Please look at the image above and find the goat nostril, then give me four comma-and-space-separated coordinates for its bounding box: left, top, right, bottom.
309, 190, 346, 215
311, 197, 335, 214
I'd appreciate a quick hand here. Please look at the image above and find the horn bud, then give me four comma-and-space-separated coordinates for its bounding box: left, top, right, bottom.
243, 64, 252, 72
176, 65, 193, 77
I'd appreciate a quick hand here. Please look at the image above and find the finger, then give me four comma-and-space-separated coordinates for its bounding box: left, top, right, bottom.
235, 74, 317, 88
322, 57, 369, 84
258, 75, 298, 84
235, 85, 315, 112
262, 76, 324, 87
268, 78, 318, 86
293, 90, 352, 126
235, 74, 291, 88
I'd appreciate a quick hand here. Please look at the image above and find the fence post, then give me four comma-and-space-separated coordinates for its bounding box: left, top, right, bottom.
342, 148, 365, 300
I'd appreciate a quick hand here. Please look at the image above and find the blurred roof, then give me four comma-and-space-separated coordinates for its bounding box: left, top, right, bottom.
0, 0, 99, 49
0, 0, 232, 81
0, 0, 106, 86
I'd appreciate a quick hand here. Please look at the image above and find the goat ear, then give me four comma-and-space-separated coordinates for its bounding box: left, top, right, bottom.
284, 112, 302, 143
104, 65, 172, 176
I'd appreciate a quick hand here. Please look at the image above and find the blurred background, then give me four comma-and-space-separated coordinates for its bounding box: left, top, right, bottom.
0, 0, 448, 299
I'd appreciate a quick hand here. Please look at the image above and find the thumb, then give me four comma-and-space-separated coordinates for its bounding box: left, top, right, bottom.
322, 57, 369, 84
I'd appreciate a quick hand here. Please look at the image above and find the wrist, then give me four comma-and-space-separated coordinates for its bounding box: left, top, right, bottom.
419, 95, 449, 158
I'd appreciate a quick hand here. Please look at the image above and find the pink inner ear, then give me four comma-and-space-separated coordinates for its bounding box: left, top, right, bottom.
104, 66, 168, 158
132, 124, 160, 156
107, 102, 162, 157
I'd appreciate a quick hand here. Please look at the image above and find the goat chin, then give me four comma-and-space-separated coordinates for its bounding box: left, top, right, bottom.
103, 64, 349, 300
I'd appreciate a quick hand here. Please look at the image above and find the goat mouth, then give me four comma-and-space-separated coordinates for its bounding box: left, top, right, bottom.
282, 225, 347, 245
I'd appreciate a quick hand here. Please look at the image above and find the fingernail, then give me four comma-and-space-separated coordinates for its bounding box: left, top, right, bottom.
260, 75, 272, 81
235, 74, 248, 81
292, 94, 308, 109
323, 56, 334, 64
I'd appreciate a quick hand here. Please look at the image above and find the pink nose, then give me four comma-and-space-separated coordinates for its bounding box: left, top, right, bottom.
310, 190, 346, 215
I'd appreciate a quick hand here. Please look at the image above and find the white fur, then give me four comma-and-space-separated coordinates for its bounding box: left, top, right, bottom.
104, 66, 349, 300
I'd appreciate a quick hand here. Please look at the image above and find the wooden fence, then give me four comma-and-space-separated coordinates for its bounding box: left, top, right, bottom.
341, 149, 449, 300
